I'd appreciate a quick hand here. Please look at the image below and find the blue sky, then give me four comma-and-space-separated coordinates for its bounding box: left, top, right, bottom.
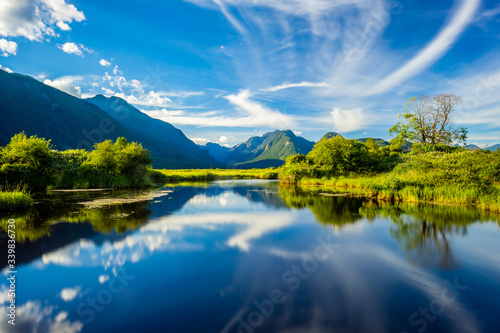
1, 0, 500, 147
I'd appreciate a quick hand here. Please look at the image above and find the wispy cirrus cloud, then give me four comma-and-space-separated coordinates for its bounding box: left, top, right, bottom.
224, 89, 295, 128
180, 0, 485, 140
262, 81, 330, 92
367, 0, 481, 95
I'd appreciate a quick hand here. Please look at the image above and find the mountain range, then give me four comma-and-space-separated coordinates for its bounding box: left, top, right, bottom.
0, 70, 217, 168
200, 130, 315, 168
1, 68, 498, 169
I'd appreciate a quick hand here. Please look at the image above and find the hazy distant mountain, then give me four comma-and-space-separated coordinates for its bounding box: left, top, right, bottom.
86, 95, 217, 168
355, 138, 390, 147
485, 144, 500, 151
198, 142, 231, 164
454, 143, 481, 150
321, 132, 343, 140
0, 69, 217, 168
225, 130, 315, 168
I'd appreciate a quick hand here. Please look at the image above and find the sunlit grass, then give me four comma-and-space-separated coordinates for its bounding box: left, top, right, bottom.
299, 175, 500, 213
0, 190, 33, 211
153, 168, 279, 182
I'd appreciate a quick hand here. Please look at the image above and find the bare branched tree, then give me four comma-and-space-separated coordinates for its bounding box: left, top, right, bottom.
389, 94, 467, 146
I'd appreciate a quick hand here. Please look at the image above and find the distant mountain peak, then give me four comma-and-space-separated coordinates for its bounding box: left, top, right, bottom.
321, 132, 343, 140
220, 129, 315, 168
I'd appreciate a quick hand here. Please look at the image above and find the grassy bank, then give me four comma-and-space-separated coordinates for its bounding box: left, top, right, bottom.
279, 140, 500, 213
153, 168, 279, 182
0, 190, 33, 211
298, 176, 500, 213
1, 133, 155, 191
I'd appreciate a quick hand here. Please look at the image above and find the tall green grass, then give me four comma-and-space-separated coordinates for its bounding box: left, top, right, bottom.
294, 150, 500, 213
299, 176, 500, 213
154, 168, 279, 183
0, 190, 32, 211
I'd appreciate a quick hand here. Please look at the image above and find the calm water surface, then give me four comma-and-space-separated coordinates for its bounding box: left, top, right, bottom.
1, 180, 499, 333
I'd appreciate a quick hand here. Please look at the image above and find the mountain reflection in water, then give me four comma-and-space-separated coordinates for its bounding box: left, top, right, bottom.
1, 180, 499, 333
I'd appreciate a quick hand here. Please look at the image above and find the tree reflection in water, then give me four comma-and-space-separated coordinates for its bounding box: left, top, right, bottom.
2, 183, 499, 270
279, 185, 499, 268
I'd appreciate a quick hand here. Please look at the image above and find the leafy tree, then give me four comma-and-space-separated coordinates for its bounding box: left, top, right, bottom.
365, 138, 379, 152
0, 132, 53, 168
389, 94, 467, 146
279, 154, 317, 184
307, 136, 371, 176
114, 139, 152, 176
0, 133, 154, 190
85, 137, 152, 176
86, 140, 117, 172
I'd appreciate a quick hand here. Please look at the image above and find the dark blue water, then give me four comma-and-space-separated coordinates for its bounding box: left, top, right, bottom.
1, 180, 499, 333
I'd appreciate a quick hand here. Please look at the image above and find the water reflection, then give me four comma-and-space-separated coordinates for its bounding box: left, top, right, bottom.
360, 202, 499, 268
0, 181, 499, 333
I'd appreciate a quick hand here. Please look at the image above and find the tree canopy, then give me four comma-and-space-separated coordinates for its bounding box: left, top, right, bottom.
389, 94, 467, 146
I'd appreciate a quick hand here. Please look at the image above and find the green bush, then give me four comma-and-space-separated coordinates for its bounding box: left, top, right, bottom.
0, 190, 32, 211
0, 134, 155, 190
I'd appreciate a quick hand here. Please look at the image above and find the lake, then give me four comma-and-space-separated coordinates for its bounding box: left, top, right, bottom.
1, 180, 499, 333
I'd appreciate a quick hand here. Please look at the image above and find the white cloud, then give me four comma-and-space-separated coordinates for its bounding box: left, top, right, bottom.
0, 38, 17, 57
113, 65, 122, 75
99, 274, 110, 284
44, 75, 83, 97
161, 90, 205, 98
0, 0, 85, 41
115, 90, 172, 107
263, 81, 330, 92
190, 137, 212, 145
476, 4, 500, 21
0, 301, 83, 333
60, 286, 81, 302
58, 42, 81, 55
57, 42, 92, 56
57, 21, 71, 30
330, 107, 366, 133
143, 108, 288, 128
293, 130, 302, 136
219, 135, 229, 143
212, 0, 248, 34
130, 79, 142, 90
101, 87, 116, 95
99, 58, 111, 67
368, 0, 480, 95
142, 108, 184, 116
0, 64, 13, 73
224, 89, 295, 128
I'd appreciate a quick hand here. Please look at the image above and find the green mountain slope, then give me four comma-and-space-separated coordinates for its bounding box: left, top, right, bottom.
0, 70, 133, 150
86, 95, 217, 168
0, 70, 216, 168
225, 130, 315, 168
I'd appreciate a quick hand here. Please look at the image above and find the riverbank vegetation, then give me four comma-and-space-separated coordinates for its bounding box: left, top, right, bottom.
279, 95, 500, 212
0, 133, 155, 193
154, 168, 278, 182
0, 187, 32, 211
